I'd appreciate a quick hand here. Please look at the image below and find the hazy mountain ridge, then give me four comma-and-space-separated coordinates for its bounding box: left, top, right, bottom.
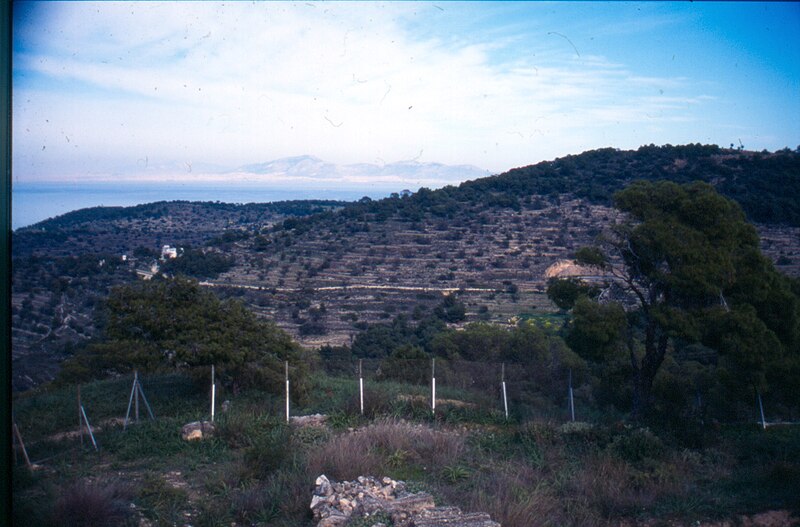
234, 155, 491, 186
49, 156, 492, 188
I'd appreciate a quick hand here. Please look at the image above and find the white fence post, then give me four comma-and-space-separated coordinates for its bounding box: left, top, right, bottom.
211, 365, 217, 422
757, 389, 766, 430
359, 359, 364, 415
431, 358, 436, 415
501, 363, 509, 419
285, 361, 290, 423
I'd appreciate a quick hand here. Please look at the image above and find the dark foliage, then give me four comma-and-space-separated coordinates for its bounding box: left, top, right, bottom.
160, 247, 235, 279
57, 277, 309, 398
272, 146, 800, 237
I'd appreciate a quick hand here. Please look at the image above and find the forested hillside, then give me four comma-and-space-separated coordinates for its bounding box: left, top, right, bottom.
11, 145, 800, 391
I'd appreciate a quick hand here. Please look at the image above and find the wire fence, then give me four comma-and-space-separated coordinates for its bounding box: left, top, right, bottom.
312, 357, 584, 421
11, 358, 798, 469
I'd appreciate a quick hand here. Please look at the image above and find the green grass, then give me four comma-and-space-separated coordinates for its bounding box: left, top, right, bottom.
12, 371, 800, 527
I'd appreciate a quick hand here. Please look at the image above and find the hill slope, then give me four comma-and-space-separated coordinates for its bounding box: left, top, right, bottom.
11, 145, 800, 390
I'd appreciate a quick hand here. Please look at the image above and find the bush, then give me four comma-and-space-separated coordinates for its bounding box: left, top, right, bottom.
608, 427, 665, 463
240, 423, 292, 480
378, 346, 429, 385
52, 479, 136, 527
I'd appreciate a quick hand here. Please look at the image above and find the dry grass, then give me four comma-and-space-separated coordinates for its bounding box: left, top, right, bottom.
568, 451, 695, 520
52, 478, 136, 527
306, 419, 465, 481
449, 462, 569, 527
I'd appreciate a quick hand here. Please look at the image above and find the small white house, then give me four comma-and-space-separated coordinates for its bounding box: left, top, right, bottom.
161, 245, 178, 260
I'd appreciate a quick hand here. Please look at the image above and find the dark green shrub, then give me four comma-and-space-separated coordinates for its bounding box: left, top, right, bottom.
608, 427, 664, 463
241, 423, 292, 480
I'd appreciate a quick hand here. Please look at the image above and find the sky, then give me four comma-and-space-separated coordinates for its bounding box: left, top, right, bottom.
12, 1, 800, 185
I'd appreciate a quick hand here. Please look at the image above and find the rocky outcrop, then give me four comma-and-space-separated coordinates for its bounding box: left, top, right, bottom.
180, 421, 215, 441
310, 474, 500, 527
291, 413, 328, 428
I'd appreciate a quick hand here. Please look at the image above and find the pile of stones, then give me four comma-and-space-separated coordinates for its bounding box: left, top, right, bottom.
310, 474, 500, 527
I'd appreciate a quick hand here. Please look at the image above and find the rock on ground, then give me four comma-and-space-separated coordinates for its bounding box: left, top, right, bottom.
180, 421, 215, 441
310, 474, 500, 527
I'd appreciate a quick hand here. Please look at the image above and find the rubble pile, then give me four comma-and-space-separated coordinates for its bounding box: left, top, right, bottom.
310, 474, 500, 527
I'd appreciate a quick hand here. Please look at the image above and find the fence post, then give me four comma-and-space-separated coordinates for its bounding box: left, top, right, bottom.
13, 422, 32, 470
359, 359, 364, 415
211, 365, 216, 423
138, 378, 156, 421
431, 358, 436, 415
569, 369, 575, 422
757, 389, 766, 430
285, 361, 290, 423
78, 385, 83, 448
501, 363, 509, 419
124, 373, 137, 430
80, 405, 98, 451
134, 370, 140, 423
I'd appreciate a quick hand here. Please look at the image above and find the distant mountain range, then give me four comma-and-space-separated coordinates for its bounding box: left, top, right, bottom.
232, 155, 491, 188
105, 155, 491, 190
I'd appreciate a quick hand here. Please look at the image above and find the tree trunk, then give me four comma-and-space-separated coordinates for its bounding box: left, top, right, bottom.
631, 327, 669, 420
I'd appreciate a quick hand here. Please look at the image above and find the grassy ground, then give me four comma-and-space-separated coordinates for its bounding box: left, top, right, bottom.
11, 372, 800, 526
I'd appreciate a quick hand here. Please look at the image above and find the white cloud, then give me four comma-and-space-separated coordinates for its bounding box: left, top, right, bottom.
13, 1, 731, 181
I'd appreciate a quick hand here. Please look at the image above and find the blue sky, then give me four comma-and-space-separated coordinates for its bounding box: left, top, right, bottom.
12, 1, 800, 184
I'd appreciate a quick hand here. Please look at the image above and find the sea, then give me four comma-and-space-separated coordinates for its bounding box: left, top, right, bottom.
12, 182, 390, 230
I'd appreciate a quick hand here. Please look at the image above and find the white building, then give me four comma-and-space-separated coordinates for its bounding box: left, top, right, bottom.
161, 245, 178, 260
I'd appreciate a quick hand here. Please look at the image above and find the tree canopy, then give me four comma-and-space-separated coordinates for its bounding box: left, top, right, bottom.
556, 180, 800, 418
58, 277, 308, 398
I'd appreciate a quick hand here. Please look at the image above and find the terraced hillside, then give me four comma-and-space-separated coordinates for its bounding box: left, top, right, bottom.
11, 145, 800, 390
203, 195, 622, 347
11, 200, 345, 390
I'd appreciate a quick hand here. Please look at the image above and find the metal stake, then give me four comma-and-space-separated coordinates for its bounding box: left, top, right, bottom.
359, 359, 364, 415
125, 371, 156, 430
501, 363, 509, 419
134, 371, 139, 423
81, 405, 98, 451
13, 422, 33, 470
78, 385, 83, 448
569, 369, 575, 422
211, 365, 216, 423
431, 358, 436, 414
124, 373, 138, 430
138, 381, 155, 420
285, 361, 290, 423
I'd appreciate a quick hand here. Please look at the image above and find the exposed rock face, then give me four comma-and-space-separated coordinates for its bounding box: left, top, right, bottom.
180, 421, 215, 441
291, 413, 328, 428
544, 259, 599, 279
310, 474, 500, 527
